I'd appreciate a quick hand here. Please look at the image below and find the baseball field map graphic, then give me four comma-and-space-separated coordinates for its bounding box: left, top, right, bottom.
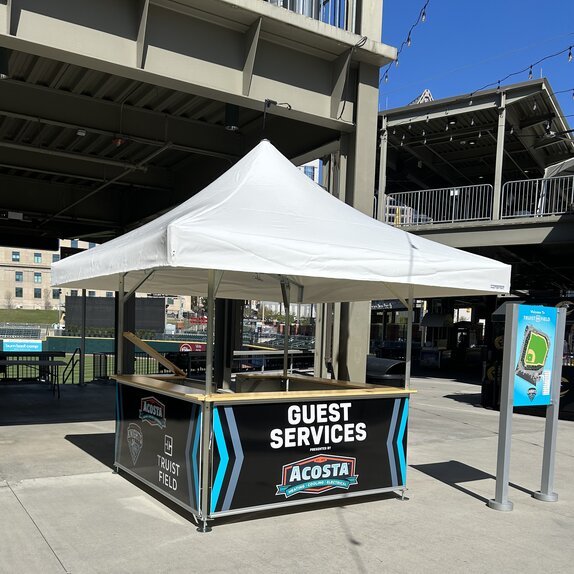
513, 305, 557, 407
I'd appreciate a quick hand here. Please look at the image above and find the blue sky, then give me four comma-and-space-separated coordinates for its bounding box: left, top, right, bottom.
379, 0, 574, 127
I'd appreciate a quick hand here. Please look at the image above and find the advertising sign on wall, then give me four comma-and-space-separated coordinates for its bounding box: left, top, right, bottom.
208, 396, 409, 514
513, 305, 557, 407
2, 339, 42, 352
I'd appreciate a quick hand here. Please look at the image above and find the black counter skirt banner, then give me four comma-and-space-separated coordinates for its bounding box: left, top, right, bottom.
115, 383, 201, 513
210, 396, 408, 514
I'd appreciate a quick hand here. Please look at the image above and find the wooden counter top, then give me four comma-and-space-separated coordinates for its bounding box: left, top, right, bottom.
114, 373, 416, 403
114, 375, 206, 402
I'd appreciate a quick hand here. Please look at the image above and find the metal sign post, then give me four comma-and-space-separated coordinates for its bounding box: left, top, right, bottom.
488, 303, 518, 511
489, 304, 565, 511
533, 306, 566, 502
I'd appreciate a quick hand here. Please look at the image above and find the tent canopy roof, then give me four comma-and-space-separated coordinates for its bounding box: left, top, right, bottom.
52, 141, 511, 303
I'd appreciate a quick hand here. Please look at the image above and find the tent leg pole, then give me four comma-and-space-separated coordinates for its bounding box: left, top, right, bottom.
280, 279, 291, 391
206, 270, 216, 396
117, 275, 125, 376
198, 401, 212, 533
405, 287, 414, 389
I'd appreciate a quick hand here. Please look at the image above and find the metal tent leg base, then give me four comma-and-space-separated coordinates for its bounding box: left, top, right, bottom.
532, 491, 558, 502
487, 499, 513, 511
399, 488, 409, 501
197, 519, 212, 533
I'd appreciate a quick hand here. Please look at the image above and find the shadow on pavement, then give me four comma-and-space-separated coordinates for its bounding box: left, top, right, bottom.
65, 432, 116, 469
0, 381, 116, 426
443, 392, 484, 408
411, 460, 534, 504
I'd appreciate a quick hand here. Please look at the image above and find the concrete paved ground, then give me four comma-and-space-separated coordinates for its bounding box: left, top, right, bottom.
0, 378, 573, 574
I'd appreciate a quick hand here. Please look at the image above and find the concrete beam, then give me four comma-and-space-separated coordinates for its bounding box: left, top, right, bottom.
0, 80, 242, 160
411, 216, 574, 248
242, 17, 261, 96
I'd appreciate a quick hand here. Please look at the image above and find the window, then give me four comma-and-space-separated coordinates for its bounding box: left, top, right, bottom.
71, 239, 78, 248
34, 252, 42, 264
11, 251, 20, 262
34, 288, 42, 299
88, 290, 96, 297
15, 287, 23, 298
52, 254, 60, 263
70, 290, 78, 297
15, 271, 23, 282
303, 165, 316, 180
34, 272, 42, 283
52, 289, 61, 299
106, 291, 114, 298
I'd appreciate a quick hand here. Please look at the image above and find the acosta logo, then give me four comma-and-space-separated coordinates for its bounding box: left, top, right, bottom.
276, 454, 358, 498
139, 396, 166, 429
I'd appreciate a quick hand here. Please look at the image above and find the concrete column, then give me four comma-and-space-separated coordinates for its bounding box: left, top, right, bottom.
357, 0, 383, 40
115, 293, 135, 375
377, 115, 388, 221
334, 61, 379, 383
492, 92, 507, 221
215, 299, 243, 390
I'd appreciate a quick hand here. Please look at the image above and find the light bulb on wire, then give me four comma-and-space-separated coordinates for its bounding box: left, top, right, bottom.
421, 8, 426, 22
407, 33, 412, 47
569, 47, 572, 62
528, 66, 533, 80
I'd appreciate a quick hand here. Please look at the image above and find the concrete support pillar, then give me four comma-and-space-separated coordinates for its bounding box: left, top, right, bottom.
215, 299, 243, 390
333, 62, 379, 383
115, 292, 135, 375
377, 115, 388, 221
492, 92, 507, 220
357, 0, 383, 40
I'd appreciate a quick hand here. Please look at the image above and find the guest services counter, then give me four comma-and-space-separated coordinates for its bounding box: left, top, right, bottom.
114, 373, 415, 529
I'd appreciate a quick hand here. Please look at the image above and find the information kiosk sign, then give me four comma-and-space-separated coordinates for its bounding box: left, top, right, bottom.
513, 305, 557, 407
489, 303, 566, 511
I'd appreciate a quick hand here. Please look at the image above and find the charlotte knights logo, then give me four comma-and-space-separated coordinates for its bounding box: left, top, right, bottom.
127, 423, 143, 465
276, 454, 358, 498
139, 396, 166, 429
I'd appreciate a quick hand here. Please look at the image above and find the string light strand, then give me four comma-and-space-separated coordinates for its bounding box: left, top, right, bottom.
380, 0, 431, 85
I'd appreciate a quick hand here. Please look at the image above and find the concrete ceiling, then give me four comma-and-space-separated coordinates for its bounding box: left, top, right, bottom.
0, 49, 341, 249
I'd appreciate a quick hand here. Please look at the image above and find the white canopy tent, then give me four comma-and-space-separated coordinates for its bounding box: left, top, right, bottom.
52, 140, 511, 387
52, 140, 510, 302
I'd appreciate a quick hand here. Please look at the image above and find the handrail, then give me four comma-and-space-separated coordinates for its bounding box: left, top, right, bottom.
62, 347, 81, 385
383, 175, 574, 225
383, 184, 493, 226
263, 0, 357, 33
501, 175, 574, 219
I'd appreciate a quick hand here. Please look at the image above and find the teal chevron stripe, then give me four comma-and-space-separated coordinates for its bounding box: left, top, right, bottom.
211, 407, 229, 513
192, 410, 201, 508
387, 399, 400, 486
396, 399, 409, 484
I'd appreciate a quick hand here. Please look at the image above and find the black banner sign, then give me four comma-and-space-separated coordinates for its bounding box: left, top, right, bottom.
210, 396, 408, 514
115, 383, 201, 513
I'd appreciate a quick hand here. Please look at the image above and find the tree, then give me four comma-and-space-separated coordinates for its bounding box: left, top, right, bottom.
4, 290, 14, 310
43, 288, 53, 310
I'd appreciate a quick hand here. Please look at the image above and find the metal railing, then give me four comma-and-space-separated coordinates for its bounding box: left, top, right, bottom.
88, 350, 314, 380
383, 184, 493, 226
501, 175, 574, 219
62, 348, 81, 385
263, 0, 358, 33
